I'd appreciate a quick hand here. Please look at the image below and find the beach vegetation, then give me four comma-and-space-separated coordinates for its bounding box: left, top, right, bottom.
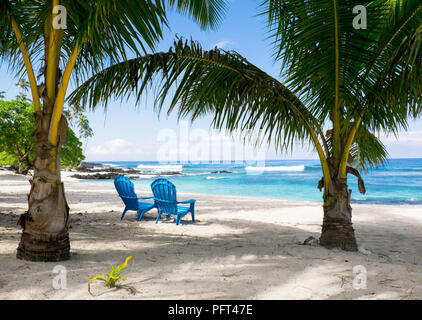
0, 100, 86, 173
88, 255, 135, 295
0, 100, 35, 174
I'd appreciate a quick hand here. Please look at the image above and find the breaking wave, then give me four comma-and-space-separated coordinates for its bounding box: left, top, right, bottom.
136, 164, 183, 173
245, 165, 305, 172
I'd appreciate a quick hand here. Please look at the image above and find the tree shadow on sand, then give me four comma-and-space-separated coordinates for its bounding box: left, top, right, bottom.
1, 207, 421, 299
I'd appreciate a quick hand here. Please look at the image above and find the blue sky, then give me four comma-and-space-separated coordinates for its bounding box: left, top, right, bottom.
1, 0, 421, 162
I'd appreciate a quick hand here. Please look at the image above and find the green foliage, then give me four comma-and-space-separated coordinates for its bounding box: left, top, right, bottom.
0, 100, 35, 173
88, 256, 135, 294
167, 0, 227, 30
0, 99, 86, 171
0, 151, 18, 166
61, 128, 85, 169
0, 1, 228, 88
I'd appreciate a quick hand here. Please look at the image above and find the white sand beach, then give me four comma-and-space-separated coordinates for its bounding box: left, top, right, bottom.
0, 169, 421, 300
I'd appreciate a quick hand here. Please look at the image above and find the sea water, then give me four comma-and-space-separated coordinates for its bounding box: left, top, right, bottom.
84, 158, 422, 205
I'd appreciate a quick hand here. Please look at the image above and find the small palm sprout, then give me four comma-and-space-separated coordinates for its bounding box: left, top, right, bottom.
88, 256, 135, 295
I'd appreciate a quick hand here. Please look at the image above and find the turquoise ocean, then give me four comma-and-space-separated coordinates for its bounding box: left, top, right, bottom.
85, 158, 422, 205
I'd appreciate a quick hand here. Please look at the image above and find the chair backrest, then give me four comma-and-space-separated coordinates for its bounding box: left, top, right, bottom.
114, 175, 138, 209
151, 178, 178, 214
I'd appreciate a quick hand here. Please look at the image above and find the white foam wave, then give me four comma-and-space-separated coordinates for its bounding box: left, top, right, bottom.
103, 163, 119, 168
245, 165, 305, 172
206, 176, 226, 180
134, 175, 157, 180
137, 164, 183, 173
92, 166, 107, 170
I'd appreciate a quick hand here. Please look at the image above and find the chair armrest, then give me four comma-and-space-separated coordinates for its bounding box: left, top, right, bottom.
120, 196, 137, 200
178, 199, 196, 204
137, 196, 154, 200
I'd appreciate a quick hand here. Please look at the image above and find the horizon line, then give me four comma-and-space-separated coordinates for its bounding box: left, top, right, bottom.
83, 157, 422, 163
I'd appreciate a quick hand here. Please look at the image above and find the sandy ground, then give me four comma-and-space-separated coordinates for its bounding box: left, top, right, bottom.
0, 169, 421, 300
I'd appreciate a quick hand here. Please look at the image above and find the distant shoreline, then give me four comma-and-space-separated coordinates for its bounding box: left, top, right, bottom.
83, 157, 422, 163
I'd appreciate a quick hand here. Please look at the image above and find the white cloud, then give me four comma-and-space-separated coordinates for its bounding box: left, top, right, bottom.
379, 130, 422, 143
379, 131, 422, 158
212, 40, 234, 49
86, 138, 146, 160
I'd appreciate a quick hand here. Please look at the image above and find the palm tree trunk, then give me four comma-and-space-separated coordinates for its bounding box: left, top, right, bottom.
319, 176, 358, 251
16, 112, 70, 261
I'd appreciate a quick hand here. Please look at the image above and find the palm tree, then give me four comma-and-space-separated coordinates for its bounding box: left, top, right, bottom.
63, 104, 94, 140
16, 79, 30, 92
0, 0, 228, 262
15, 79, 30, 101
0, 91, 5, 99
70, 0, 422, 251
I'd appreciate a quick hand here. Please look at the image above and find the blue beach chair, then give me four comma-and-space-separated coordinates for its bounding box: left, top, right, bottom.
114, 175, 156, 222
151, 178, 196, 226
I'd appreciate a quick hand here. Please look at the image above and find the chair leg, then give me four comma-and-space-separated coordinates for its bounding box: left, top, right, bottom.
137, 209, 146, 222
121, 208, 128, 220
155, 211, 161, 224
176, 215, 182, 226
190, 203, 195, 222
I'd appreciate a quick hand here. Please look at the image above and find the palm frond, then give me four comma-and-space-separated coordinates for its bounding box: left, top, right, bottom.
351, 0, 422, 133
68, 0, 420, 175
348, 128, 389, 171
1, 1, 229, 86
167, 0, 227, 30
69, 38, 325, 152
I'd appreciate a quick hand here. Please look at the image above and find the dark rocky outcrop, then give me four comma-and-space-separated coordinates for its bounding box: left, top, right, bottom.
71, 172, 123, 180
71, 166, 183, 180
211, 170, 232, 174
